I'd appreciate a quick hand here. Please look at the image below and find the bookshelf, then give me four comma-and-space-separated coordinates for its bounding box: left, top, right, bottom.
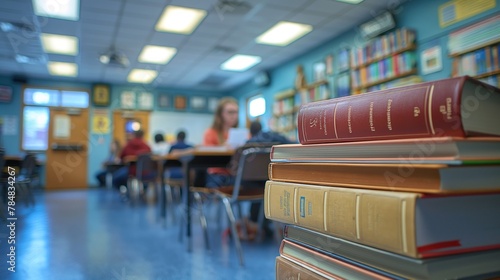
350, 28, 419, 94
271, 80, 330, 141
449, 14, 500, 88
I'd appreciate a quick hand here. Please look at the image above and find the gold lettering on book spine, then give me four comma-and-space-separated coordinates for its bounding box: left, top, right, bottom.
347, 106, 353, 134
387, 99, 393, 131
369, 101, 375, 132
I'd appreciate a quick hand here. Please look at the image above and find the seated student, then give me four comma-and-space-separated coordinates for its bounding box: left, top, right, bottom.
245, 120, 294, 238
112, 130, 152, 193
202, 97, 239, 188
95, 139, 121, 187
246, 120, 295, 145
151, 133, 170, 156
166, 130, 193, 179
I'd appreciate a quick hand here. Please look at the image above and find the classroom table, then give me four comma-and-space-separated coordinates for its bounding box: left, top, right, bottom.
162, 148, 234, 251
123, 149, 234, 251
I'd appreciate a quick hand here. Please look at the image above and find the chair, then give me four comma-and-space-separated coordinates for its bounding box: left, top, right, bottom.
16, 154, 37, 206
213, 146, 272, 266
163, 171, 183, 223
127, 153, 158, 204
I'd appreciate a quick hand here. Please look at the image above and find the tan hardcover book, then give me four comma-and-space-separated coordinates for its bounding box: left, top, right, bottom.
268, 162, 500, 193
276, 256, 328, 280
264, 180, 500, 258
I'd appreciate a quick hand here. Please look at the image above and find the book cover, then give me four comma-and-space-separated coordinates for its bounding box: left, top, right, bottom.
279, 239, 399, 280
264, 180, 500, 258
268, 162, 500, 193
270, 137, 500, 164
297, 76, 500, 145
284, 225, 500, 280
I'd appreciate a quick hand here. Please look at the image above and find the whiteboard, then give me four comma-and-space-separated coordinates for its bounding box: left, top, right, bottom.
149, 111, 214, 145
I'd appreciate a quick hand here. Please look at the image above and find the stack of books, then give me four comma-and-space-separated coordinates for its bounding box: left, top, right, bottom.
264, 76, 500, 279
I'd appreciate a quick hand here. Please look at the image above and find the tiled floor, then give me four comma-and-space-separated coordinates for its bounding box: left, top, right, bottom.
0, 188, 279, 280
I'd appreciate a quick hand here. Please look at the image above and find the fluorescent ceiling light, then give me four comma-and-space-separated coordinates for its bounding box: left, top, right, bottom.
33, 0, 80, 21
256, 21, 313, 46
155, 5, 207, 34
41, 33, 78, 55
47, 62, 78, 77
127, 69, 158, 84
221, 54, 262, 71
138, 45, 177, 64
336, 0, 364, 3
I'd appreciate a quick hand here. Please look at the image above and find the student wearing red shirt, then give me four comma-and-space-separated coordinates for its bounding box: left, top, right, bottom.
112, 130, 152, 192
203, 97, 239, 187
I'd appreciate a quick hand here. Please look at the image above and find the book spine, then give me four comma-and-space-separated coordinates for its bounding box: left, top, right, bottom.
275, 256, 329, 280
297, 76, 469, 144
265, 180, 419, 257
268, 162, 441, 193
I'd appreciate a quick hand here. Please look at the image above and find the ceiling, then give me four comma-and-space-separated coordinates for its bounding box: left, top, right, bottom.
0, 0, 397, 92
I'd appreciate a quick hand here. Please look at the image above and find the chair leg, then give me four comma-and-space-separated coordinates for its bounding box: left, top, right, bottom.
221, 197, 244, 266
165, 184, 176, 223
129, 179, 139, 205
193, 191, 210, 250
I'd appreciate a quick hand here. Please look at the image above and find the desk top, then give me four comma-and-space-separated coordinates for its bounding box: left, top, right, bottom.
123, 148, 235, 164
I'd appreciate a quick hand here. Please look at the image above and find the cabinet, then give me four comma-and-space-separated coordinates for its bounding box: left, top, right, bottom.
350, 28, 419, 94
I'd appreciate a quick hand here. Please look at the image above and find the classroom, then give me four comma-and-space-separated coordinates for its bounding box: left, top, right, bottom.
1, 0, 500, 279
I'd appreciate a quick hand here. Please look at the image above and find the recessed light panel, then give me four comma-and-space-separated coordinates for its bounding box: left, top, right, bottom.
155, 6, 207, 34
336, 0, 364, 4
41, 33, 78, 55
256, 21, 312, 46
48, 62, 78, 77
127, 69, 158, 83
138, 45, 177, 64
221, 54, 262, 71
33, 0, 80, 21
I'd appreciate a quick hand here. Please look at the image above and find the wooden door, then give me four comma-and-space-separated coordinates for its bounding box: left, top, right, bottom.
46, 108, 89, 189
113, 110, 150, 147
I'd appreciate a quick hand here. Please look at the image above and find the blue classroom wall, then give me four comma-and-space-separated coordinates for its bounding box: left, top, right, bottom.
0, 75, 225, 187
230, 0, 500, 130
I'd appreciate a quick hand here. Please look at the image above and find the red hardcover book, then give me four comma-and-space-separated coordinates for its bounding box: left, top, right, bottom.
297, 76, 500, 145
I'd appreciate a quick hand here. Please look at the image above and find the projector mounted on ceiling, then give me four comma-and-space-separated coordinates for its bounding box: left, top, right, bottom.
99, 48, 129, 68
214, 0, 252, 15
359, 11, 395, 39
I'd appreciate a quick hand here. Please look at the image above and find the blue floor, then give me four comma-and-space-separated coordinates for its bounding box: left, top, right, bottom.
0, 189, 279, 280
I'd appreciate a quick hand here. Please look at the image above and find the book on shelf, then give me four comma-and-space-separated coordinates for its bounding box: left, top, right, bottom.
264, 180, 500, 258
270, 137, 500, 164
275, 256, 329, 280
297, 75, 500, 145
279, 239, 402, 280
284, 225, 500, 280
268, 162, 500, 194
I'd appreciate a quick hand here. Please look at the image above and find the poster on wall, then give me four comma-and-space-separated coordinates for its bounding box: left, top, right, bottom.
138, 92, 154, 110
92, 109, 110, 134
421, 46, 443, 75
0, 85, 13, 103
121, 91, 136, 109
